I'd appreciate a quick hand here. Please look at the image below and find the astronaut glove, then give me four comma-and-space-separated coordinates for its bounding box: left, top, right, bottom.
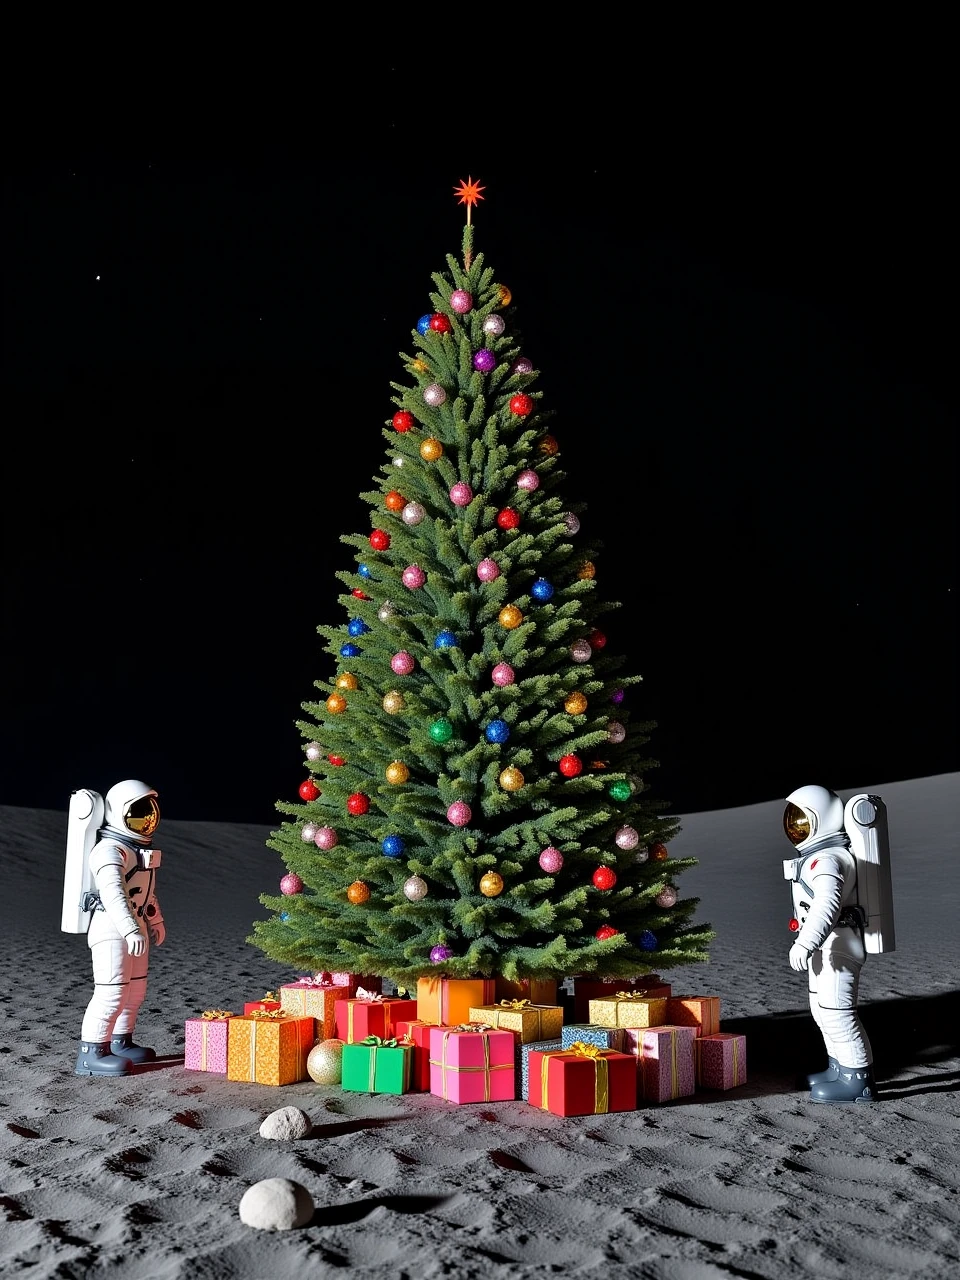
150, 920, 166, 947
788, 942, 811, 971
126, 929, 147, 957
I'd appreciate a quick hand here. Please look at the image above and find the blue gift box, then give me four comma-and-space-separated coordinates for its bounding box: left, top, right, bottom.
519, 1039, 564, 1100
561, 1023, 628, 1052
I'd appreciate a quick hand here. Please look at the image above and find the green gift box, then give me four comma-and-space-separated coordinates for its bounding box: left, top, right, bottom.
341, 1035, 414, 1095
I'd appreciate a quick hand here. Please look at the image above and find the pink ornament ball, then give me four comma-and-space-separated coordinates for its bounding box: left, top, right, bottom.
391, 650, 416, 676
655, 887, 678, 908
570, 638, 593, 663
314, 826, 339, 850
402, 564, 426, 590
450, 482, 473, 506
615, 825, 639, 850
511, 356, 533, 375
447, 801, 472, 827
516, 469, 540, 492
491, 662, 515, 687
300, 822, 319, 843
450, 290, 473, 314
280, 873, 304, 895
477, 558, 501, 583
539, 846, 564, 873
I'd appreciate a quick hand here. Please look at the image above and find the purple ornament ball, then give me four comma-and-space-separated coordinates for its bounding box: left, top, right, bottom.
611, 688, 625, 705
511, 356, 533, 375
430, 944, 453, 963
473, 348, 496, 373
539, 846, 564, 874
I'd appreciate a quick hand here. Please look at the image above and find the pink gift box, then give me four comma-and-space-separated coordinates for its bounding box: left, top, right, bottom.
184, 1015, 231, 1073
429, 1026, 516, 1104
695, 1033, 748, 1090
638, 1024, 697, 1104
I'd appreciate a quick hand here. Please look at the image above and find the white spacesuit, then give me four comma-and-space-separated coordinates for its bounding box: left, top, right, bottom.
782, 784, 876, 1104
76, 780, 166, 1076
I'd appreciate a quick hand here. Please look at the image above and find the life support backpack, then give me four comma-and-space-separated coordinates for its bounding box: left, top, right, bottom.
844, 793, 896, 954
61, 788, 105, 933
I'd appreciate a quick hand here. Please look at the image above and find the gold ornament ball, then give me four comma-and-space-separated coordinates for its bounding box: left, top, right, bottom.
326, 692, 348, 714
565, 691, 588, 715
499, 605, 523, 630
307, 1038, 344, 1085
383, 690, 405, 714
347, 880, 371, 904
336, 672, 358, 691
386, 760, 410, 785
499, 766, 524, 792
537, 434, 559, 457
498, 285, 512, 306
420, 437, 444, 462
577, 561, 596, 581
412, 358, 430, 373
480, 871, 505, 897
650, 842, 669, 861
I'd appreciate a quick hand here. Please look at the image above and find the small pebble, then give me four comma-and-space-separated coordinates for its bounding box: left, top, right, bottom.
259, 1106, 312, 1140
239, 1178, 314, 1230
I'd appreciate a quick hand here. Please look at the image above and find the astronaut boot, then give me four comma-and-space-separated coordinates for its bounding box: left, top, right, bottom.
808, 1063, 877, 1104
806, 1056, 840, 1087
110, 1034, 156, 1064
75, 1041, 131, 1076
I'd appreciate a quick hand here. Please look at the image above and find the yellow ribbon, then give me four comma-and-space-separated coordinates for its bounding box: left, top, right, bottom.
498, 998, 531, 1009
263, 991, 277, 1002
567, 1041, 601, 1058
249, 1020, 258, 1080
669, 1028, 678, 1098
613, 991, 646, 1001
732, 1036, 741, 1085
200, 1009, 234, 1019
249, 1008, 284, 1020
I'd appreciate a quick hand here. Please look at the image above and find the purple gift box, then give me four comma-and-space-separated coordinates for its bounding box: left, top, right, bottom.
637, 1024, 697, 1104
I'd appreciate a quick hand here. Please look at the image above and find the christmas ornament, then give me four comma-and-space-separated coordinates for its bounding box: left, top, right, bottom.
385, 489, 406, 512
393, 410, 415, 432
386, 760, 410, 785
483, 314, 505, 337
301, 822, 319, 843
491, 662, 515, 687
484, 719, 510, 744
377, 600, 397, 621
499, 605, 523, 629
306, 1038, 344, 1084
511, 356, 532, 375
450, 289, 473, 314
420, 437, 444, 462
393, 456, 404, 468
472, 348, 496, 374
383, 690, 405, 714
423, 384, 447, 407
565, 692, 588, 715
279, 912, 290, 922
590, 760, 609, 771
403, 875, 428, 901
480, 872, 504, 897
498, 285, 512, 306
336, 673, 358, 691
531, 577, 554, 602
382, 835, 405, 858
328, 755, 345, 767
429, 313, 452, 333
537, 434, 559, 457
607, 720, 626, 743
430, 944, 453, 963
391, 650, 415, 676
400, 501, 426, 528
340, 642, 360, 658
314, 826, 338, 850
347, 881, 371, 905
476, 558, 500, 583
516, 469, 540, 491
402, 565, 426, 589
280, 873, 303, 895
595, 925, 619, 941
655, 887, 678, 908
326, 693, 347, 715
499, 766, 524, 791
510, 394, 533, 416
430, 716, 454, 743
539, 846, 563, 873
449, 481, 473, 507
638, 930, 658, 951
497, 507, 520, 530
650, 843, 669, 861
434, 630, 457, 649
416, 315, 432, 336
347, 793, 370, 815
411, 358, 429, 373
559, 754, 583, 778
369, 529, 390, 551
577, 561, 596, 580
305, 744, 322, 762
358, 564, 375, 579
570, 639, 593, 663
299, 780, 320, 802
348, 618, 370, 636
563, 512, 580, 535
635, 847, 650, 864
611, 688, 625, 705
615, 825, 639, 850
447, 801, 472, 827
352, 588, 370, 600
588, 629, 607, 651
607, 780, 631, 803
592, 866, 617, 891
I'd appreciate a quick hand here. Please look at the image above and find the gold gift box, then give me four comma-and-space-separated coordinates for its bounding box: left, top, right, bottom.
587, 994, 668, 1030
468, 1001, 564, 1045
226, 1014, 314, 1086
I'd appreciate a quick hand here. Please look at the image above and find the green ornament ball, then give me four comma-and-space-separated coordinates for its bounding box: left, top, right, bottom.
430, 717, 454, 744
608, 780, 632, 802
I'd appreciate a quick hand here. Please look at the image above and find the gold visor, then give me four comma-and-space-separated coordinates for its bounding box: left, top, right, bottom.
783, 803, 811, 846
125, 795, 160, 837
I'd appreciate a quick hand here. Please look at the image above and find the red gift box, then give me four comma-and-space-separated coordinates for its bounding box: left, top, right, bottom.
573, 975, 671, 1022
184, 1011, 233, 1073
665, 996, 721, 1037
243, 992, 282, 1015
331, 973, 382, 997
335, 995, 418, 1044
429, 1025, 516, 1104
695, 1033, 747, 1090
528, 1043, 636, 1116
395, 1018, 454, 1092
637, 1025, 697, 1103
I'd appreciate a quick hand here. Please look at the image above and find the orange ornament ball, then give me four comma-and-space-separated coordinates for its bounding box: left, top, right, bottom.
498, 285, 512, 306
565, 691, 588, 715
499, 605, 523, 630
386, 760, 410, 785
385, 490, 406, 512
336, 672, 358, 691
326, 693, 348, 714
347, 881, 371, 905
499, 766, 525, 792
537, 434, 559, 457
650, 842, 669, 861
420, 437, 444, 462
577, 561, 596, 581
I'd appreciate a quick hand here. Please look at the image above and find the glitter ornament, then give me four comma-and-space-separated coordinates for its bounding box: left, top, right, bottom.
402, 501, 426, 526
473, 349, 496, 373
559, 754, 583, 778
510, 394, 533, 416
480, 872, 504, 897
611, 688, 625, 705
608, 780, 632, 802
347, 881, 371, 905
386, 760, 410, 785
382, 835, 405, 858
307, 1038, 344, 1085
497, 507, 521, 530
450, 481, 473, 506
411, 358, 429, 373
352, 589, 370, 600
336, 673, 358, 691
650, 843, 669, 862
516, 469, 540, 491
491, 662, 515, 687
393, 410, 415, 432
420, 437, 444, 462
301, 822, 319, 842
347, 793, 370, 816
447, 801, 472, 827
358, 564, 375, 580
565, 692, 588, 715
483, 314, 506, 336
385, 489, 406, 512
280, 873, 304, 895
299, 780, 320, 802
328, 754, 345, 767
498, 285, 512, 306
596, 925, 619, 941
434, 630, 457, 649
429, 313, 452, 334
279, 912, 290, 922
477, 558, 500, 583
416, 315, 432, 336
402, 565, 426, 589
314, 826, 338, 850
499, 766, 524, 791
499, 605, 523, 629
377, 600, 397, 621
340, 643, 360, 658
485, 719, 510, 744
369, 530, 389, 552
393, 456, 404, 468
531, 577, 554, 602
638, 930, 658, 951
570, 639, 593, 663
326, 693, 347, 715
348, 618, 370, 636
403, 875, 428, 901
615, 825, 639, 851
391, 651, 415, 676
423, 384, 447, 407
450, 289, 473, 314
588, 629, 607, 651
305, 744, 322, 762
383, 690, 405, 714
511, 356, 533, 375
607, 720, 626, 744
655, 887, 678, 908
635, 847, 650, 864
563, 512, 581, 535
592, 866, 617, 891
538, 434, 559, 457
577, 561, 596, 581
430, 717, 454, 743
430, 944, 453, 963
539, 846, 563, 874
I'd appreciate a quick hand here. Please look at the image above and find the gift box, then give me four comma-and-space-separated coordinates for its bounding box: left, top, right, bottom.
225, 1012, 314, 1085
332, 973, 382, 997
417, 976, 496, 1027
395, 1018, 452, 1092
429, 1025, 516, 1104
519, 1038, 563, 1100
342, 1036, 414, 1094
184, 1010, 234, 1073
637, 1024, 697, 1103
561, 1023, 627, 1053
468, 999, 564, 1045
573, 975, 671, 1022
335, 994, 418, 1044
494, 976, 559, 1006
665, 996, 721, 1038
279, 978, 350, 1039
243, 991, 282, 1015
695, 1033, 747, 1090
588, 993, 668, 1030
528, 1042, 637, 1116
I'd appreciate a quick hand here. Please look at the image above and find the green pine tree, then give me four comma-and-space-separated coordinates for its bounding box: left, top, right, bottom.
249, 198, 713, 988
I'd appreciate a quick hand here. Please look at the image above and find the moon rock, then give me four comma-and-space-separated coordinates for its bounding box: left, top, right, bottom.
239, 1178, 314, 1230
258, 1106, 312, 1140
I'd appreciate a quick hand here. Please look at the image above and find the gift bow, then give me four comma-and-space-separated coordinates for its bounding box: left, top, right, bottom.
568, 1041, 603, 1059
200, 1009, 234, 1020
293, 972, 334, 987
454, 1022, 493, 1032
361, 1036, 398, 1048
249, 1007, 285, 1020
498, 998, 531, 1009
614, 991, 647, 1000
262, 991, 278, 1001
355, 987, 384, 1002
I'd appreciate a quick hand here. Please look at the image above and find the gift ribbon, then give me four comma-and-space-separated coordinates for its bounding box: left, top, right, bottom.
360, 1036, 408, 1091
482, 1002, 555, 1039
648, 1027, 680, 1099
293, 972, 335, 988
429, 1027, 511, 1101
355, 987, 384, 1002
348, 999, 395, 1042
498, 998, 531, 1009
249, 1008, 284, 1019
200, 1009, 234, 1019
537, 1043, 610, 1114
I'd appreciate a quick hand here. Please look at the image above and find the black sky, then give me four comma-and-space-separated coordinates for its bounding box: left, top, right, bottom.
2, 144, 956, 824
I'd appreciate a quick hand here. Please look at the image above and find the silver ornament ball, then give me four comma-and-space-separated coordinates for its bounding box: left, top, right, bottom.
607, 720, 626, 744
423, 383, 447, 407
403, 875, 428, 902
564, 513, 581, 535
570, 639, 593, 663
483, 314, 506, 337
615, 825, 639, 850
377, 600, 396, 622
402, 502, 427, 527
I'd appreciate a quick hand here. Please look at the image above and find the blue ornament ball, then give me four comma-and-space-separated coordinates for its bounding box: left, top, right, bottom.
340, 642, 361, 658
279, 911, 290, 922
382, 835, 405, 858
358, 563, 374, 579
417, 314, 432, 335
348, 618, 370, 636
434, 629, 457, 649
531, 577, 554, 602
485, 719, 510, 744
638, 930, 658, 951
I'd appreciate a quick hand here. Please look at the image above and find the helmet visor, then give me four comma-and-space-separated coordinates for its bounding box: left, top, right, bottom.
125, 795, 160, 837
783, 802, 811, 846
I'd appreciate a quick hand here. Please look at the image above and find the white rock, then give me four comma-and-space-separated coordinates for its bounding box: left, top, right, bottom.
239, 1178, 314, 1230
259, 1106, 312, 1141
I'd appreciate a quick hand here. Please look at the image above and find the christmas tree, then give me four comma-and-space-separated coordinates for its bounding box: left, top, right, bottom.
249, 179, 713, 988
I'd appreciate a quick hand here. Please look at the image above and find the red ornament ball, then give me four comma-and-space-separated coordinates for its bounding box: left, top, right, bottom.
328, 754, 345, 767
347, 792, 370, 816
497, 507, 521, 530
369, 529, 390, 551
595, 925, 619, 941
299, 779, 320, 802
588, 629, 607, 650
558, 754, 583, 778
429, 313, 452, 333
510, 394, 534, 416
280, 873, 304, 895
392, 411, 415, 433
352, 588, 370, 599
592, 866, 617, 891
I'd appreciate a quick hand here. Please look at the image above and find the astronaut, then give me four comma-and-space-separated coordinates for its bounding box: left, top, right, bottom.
782, 784, 876, 1103
76, 780, 166, 1076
